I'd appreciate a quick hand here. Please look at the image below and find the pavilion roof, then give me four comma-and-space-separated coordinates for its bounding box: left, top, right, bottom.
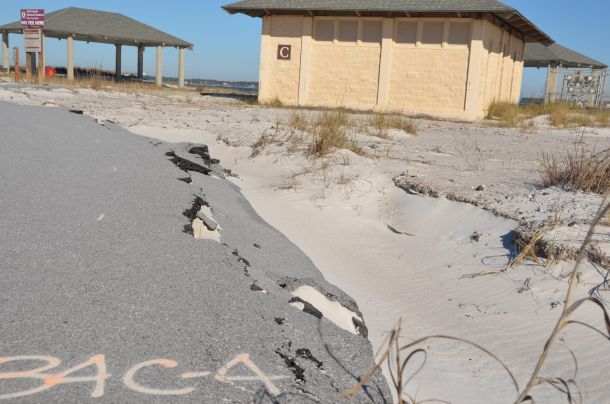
0, 7, 192, 49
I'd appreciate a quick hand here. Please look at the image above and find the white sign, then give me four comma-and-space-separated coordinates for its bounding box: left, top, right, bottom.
24, 29, 42, 53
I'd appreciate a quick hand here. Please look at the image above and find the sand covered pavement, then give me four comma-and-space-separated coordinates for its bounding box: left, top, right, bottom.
0, 102, 390, 402
1, 84, 610, 402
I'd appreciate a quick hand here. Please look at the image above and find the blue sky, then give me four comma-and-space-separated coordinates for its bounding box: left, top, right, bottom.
0, 0, 608, 97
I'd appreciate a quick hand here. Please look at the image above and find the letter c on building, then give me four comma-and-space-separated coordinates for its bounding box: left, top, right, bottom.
277, 45, 291, 60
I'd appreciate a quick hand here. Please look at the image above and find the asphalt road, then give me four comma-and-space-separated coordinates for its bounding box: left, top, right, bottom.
0, 103, 390, 403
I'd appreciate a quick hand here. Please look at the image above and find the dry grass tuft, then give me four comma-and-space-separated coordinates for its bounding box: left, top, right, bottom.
487, 101, 608, 129
541, 141, 610, 194
251, 109, 361, 159
366, 114, 390, 139
486, 101, 522, 127
548, 103, 571, 128
366, 114, 418, 138
507, 229, 551, 269
307, 111, 361, 157
388, 115, 418, 135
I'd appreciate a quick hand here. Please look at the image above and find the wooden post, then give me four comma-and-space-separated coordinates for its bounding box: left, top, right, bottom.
155, 46, 163, 86
13, 47, 19, 82
178, 48, 185, 88
544, 66, 557, 106
2, 31, 8, 73
37, 30, 44, 84
376, 18, 394, 109
25, 52, 32, 83
67, 35, 74, 81
31, 52, 37, 78
115, 44, 122, 81
137, 45, 144, 80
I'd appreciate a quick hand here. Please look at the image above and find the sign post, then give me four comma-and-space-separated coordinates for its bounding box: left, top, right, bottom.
25, 52, 32, 83
13, 47, 19, 82
21, 9, 44, 84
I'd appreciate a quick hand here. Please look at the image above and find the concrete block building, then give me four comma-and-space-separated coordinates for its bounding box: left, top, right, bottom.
224, 0, 552, 121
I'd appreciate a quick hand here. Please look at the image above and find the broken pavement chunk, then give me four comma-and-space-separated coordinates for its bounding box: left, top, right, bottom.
197, 211, 218, 231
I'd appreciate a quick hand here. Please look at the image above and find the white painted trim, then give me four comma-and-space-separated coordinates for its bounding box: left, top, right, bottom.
298, 16, 313, 105
465, 20, 485, 120
258, 15, 271, 101
2, 31, 9, 72
376, 18, 394, 108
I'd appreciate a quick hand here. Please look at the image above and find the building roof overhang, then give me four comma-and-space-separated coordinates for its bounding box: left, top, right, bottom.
222, 0, 553, 45
524, 43, 607, 69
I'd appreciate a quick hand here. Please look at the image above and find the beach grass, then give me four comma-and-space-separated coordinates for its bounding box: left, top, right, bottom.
487, 100, 609, 128
541, 141, 610, 194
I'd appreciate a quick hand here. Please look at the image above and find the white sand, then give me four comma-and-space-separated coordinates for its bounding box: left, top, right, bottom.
2, 87, 609, 402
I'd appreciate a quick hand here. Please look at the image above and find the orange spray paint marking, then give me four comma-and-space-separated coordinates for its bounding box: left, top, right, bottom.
51, 355, 109, 398
0, 355, 109, 400
0, 356, 61, 400
43, 375, 65, 387
123, 359, 194, 396
215, 353, 288, 397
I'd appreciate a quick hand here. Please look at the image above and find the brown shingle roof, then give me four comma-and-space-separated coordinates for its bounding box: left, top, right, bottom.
524, 43, 607, 69
223, 0, 552, 45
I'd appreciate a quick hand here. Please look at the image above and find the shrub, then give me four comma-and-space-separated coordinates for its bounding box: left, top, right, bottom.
486, 101, 521, 126
541, 142, 610, 194
487, 101, 608, 129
